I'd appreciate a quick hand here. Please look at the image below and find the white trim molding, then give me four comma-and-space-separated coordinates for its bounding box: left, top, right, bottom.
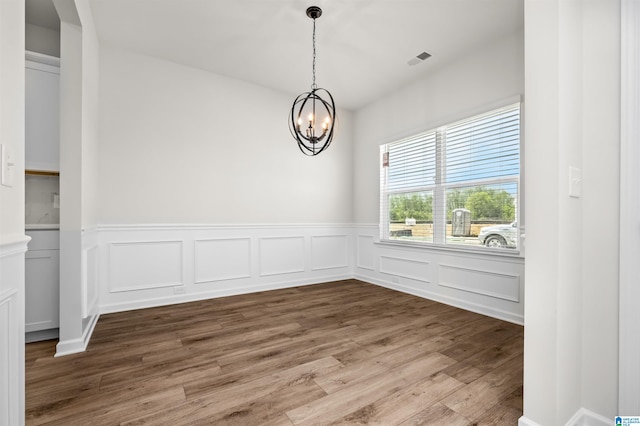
379, 255, 431, 283
55, 313, 100, 357
518, 416, 541, 426
0, 236, 30, 426
619, 0, 640, 415
194, 237, 252, 284
521, 408, 611, 426
26, 50, 60, 67
310, 234, 350, 271
258, 236, 306, 276
0, 236, 31, 258
95, 223, 524, 325
564, 408, 612, 426
97, 224, 354, 315
354, 224, 524, 325
108, 240, 184, 292
439, 264, 520, 303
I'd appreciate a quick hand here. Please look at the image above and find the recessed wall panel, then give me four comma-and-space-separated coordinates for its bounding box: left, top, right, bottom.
438, 264, 520, 302
311, 235, 348, 270
109, 241, 183, 292
0, 294, 13, 426
195, 238, 251, 283
379, 255, 430, 283
357, 235, 374, 270
259, 236, 305, 276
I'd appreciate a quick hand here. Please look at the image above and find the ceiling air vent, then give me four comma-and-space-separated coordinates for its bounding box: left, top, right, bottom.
407, 51, 432, 66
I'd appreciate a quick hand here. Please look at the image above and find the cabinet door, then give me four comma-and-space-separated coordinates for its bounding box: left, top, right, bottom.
25, 249, 60, 332
25, 61, 60, 172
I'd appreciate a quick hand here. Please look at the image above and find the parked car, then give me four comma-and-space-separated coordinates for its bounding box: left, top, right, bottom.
478, 222, 518, 248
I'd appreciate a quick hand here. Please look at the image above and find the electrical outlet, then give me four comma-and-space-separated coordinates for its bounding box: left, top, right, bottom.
1, 144, 16, 187
173, 286, 186, 295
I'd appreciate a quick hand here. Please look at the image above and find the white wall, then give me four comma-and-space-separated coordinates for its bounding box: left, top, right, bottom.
0, 1, 27, 243
0, 0, 27, 423
580, 0, 620, 418
78, 0, 99, 230
93, 31, 526, 325
57, 15, 85, 355
350, 30, 525, 325
619, 0, 640, 414
25, 23, 60, 58
54, 0, 101, 356
98, 44, 354, 225
522, 0, 620, 424
353, 30, 524, 225
93, 43, 354, 319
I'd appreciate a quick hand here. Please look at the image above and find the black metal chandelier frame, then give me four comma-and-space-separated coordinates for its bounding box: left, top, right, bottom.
289, 6, 336, 156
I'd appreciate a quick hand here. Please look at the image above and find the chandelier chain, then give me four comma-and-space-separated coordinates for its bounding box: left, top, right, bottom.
312, 18, 317, 90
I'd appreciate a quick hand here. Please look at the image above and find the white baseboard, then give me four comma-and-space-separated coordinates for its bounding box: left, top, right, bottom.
355, 273, 524, 325
95, 223, 524, 327
519, 416, 541, 426
520, 408, 611, 426
26, 328, 59, 343
97, 224, 354, 316
565, 408, 611, 426
99, 273, 351, 315
55, 313, 99, 356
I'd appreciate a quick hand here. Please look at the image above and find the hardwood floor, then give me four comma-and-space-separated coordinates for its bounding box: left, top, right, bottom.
25, 280, 523, 425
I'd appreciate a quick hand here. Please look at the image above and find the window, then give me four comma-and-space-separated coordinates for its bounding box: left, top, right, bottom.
380, 102, 521, 251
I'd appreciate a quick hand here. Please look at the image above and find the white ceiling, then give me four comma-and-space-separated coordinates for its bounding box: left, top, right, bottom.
27, 0, 524, 111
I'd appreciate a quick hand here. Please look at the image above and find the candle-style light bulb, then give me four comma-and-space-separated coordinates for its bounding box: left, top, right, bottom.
322, 116, 330, 133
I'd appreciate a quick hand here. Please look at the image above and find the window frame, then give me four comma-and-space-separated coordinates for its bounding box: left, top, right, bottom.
379, 101, 522, 255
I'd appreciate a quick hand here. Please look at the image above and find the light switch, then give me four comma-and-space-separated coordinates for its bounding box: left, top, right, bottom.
1, 144, 16, 187
569, 166, 582, 198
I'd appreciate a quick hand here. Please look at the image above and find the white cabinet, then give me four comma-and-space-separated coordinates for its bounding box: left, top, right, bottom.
25, 229, 60, 341
25, 51, 60, 172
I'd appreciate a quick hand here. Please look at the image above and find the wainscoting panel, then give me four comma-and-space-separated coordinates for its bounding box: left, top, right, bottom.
96, 224, 523, 324
108, 240, 183, 292
259, 236, 306, 276
356, 235, 375, 270
0, 290, 16, 426
97, 225, 353, 314
195, 238, 251, 283
311, 235, 349, 271
380, 255, 431, 283
354, 224, 524, 324
439, 264, 520, 302
0, 237, 29, 425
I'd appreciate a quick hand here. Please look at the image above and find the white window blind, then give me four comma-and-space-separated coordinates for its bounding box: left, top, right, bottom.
380, 102, 521, 250
386, 131, 437, 192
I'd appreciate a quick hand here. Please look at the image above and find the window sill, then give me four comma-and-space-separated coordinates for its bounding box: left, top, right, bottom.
375, 239, 524, 261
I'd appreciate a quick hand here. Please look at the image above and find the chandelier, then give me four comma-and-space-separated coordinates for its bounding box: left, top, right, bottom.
289, 6, 336, 156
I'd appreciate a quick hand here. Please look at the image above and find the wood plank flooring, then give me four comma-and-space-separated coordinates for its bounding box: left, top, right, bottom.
25, 279, 523, 425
